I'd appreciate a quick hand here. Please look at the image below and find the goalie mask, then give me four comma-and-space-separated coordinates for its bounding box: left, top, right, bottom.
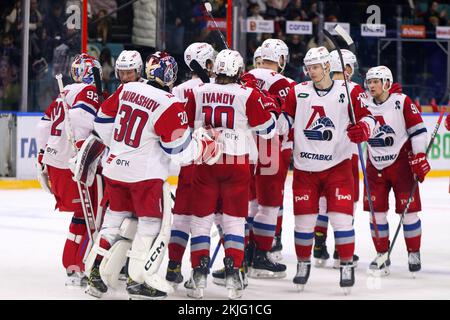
71, 53, 102, 85
146, 53, 178, 88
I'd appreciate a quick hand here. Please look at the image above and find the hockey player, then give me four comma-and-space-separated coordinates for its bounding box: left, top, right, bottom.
313, 49, 361, 268
115, 50, 144, 84
166, 42, 217, 287
253, 46, 262, 69
246, 38, 294, 278
364, 66, 429, 276
283, 47, 376, 293
184, 49, 278, 299
85, 54, 218, 300
36, 53, 102, 286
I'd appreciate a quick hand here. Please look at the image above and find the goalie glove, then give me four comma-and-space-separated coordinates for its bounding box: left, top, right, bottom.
409, 152, 430, 183
69, 133, 106, 186
192, 127, 223, 165
36, 149, 52, 194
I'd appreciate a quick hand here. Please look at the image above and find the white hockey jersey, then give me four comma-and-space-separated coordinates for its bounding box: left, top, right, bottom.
284, 80, 376, 172
94, 82, 196, 182
185, 82, 276, 157
364, 93, 427, 170
37, 83, 100, 169
172, 77, 203, 101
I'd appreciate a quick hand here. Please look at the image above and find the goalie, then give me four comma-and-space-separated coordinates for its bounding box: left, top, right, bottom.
80, 53, 220, 300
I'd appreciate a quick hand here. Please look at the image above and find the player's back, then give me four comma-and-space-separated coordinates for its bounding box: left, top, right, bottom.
249, 67, 291, 98
190, 82, 268, 157
172, 78, 203, 101
43, 82, 98, 169
103, 81, 182, 182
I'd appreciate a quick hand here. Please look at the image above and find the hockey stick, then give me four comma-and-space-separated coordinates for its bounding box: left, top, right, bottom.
55, 74, 99, 253
375, 107, 446, 267
204, 2, 229, 50
322, 27, 381, 247
92, 67, 104, 103
210, 238, 221, 268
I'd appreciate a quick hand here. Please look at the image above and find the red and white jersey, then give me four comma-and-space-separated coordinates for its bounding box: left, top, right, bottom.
38, 83, 100, 169
248, 68, 293, 99
365, 93, 427, 170
172, 77, 203, 101
284, 80, 375, 172
185, 82, 276, 157
94, 81, 193, 182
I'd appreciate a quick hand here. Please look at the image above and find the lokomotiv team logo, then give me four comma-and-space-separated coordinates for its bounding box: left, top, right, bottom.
303, 105, 335, 141
368, 115, 396, 147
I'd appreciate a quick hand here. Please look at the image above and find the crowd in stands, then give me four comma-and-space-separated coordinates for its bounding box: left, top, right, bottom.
1, 0, 448, 111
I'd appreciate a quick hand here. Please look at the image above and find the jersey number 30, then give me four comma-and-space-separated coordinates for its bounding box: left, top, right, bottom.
114, 104, 148, 148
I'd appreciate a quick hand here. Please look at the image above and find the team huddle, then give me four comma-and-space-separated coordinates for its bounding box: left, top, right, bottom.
35, 38, 450, 300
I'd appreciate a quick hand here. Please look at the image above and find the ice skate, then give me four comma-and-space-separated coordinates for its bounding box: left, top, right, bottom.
340, 261, 355, 295
85, 266, 107, 298
332, 250, 359, 269
293, 261, 311, 292
408, 251, 421, 278
248, 248, 286, 279
313, 232, 329, 268
65, 271, 88, 288
212, 267, 226, 286
367, 253, 391, 277
185, 256, 210, 299
166, 260, 184, 289
224, 256, 246, 300
126, 278, 167, 300
269, 234, 283, 262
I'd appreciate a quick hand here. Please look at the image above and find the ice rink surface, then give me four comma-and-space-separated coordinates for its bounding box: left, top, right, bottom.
1, 176, 449, 300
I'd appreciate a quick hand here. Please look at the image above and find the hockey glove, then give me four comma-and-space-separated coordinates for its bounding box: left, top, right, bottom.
445, 114, 450, 131
70, 135, 106, 186
192, 127, 223, 165
36, 148, 52, 194
240, 72, 258, 89
409, 152, 430, 183
347, 121, 371, 143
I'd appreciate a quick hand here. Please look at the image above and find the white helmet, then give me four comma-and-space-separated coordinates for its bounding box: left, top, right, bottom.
329, 49, 358, 78
184, 42, 216, 71
260, 39, 289, 72
303, 46, 331, 76
365, 65, 393, 92
115, 50, 143, 79
213, 49, 244, 77
253, 46, 262, 67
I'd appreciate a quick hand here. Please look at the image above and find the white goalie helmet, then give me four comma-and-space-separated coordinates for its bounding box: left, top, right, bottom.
365, 65, 393, 92
253, 46, 262, 67
329, 49, 358, 78
115, 50, 143, 79
260, 39, 289, 72
213, 49, 244, 77
184, 42, 216, 71
303, 46, 331, 76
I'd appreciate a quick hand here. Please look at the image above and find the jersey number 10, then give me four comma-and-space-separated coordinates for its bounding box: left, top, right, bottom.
202, 105, 235, 129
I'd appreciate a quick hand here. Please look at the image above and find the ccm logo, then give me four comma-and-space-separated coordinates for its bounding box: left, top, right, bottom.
144, 241, 165, 270
336, 194, 352, 201
295, 195, 309, 202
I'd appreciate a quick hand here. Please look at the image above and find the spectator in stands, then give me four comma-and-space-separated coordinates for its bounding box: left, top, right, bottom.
95, 9, 111, 44
285, 34, 307, 82
99, 47, 114, 94
425, 1, 448, 31
0, 56, 20, 111
0, 33, 20, 68
249, 0, 266, 14
44, 2, 65, 41
4, 0, 21, 36
285, 0, 308, 21
29, 0, 43, 34
91, 0, 118, 20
